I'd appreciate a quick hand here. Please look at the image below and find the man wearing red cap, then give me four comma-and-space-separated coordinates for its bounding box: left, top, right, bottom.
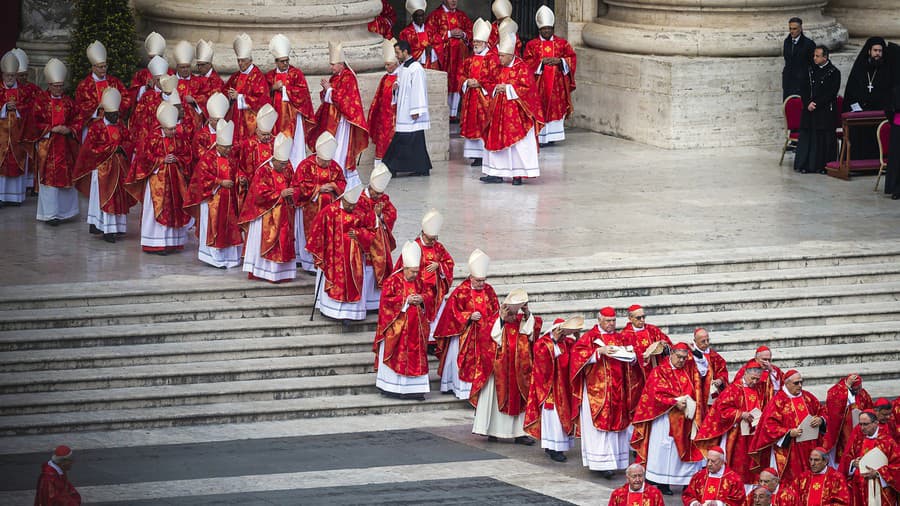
631, 341, 703, 495
750, 370, 825, 484
734, 346, 784, 407
838, 410, 900, 506
874, 398, 900, 443
690, 327, 728, 421
34, 445, 81, 506
747, 486, 773, 506
823, 374, 873, 466
752, 467, 799, 506
571, 307, 641, 478
682, 446, 745, 506
621, 304, 673, 383
794, 447, 849, 505
695, 359, 764, 486
608, 464, 666, 506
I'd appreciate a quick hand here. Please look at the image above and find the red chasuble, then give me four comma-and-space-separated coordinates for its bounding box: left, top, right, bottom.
34, 463, 81, 506
310, 67, 369, 170
176, 76, 202, 111
128, 67, 173, 110
630, 359, 703, 465
750, 389, 823, 484
0, 86, 27, 177
524, 332, 575, 439
483, 57, 543, 152
223, 65, 271, 143
734, 363, 785, 408
839, 426, 900, 506
72, 120, 136, 215
459, 51, 498, 142
469, 313, 541, 411
290, 154, 346, 242
356, 191, 397, 288
27, 93, 80, 188
235, 135, 274, 207
125, 130, 192, 228
794, 468, 850, 505
425, 5, 472, 100
695, 380, 762, 484
398, 23, 441, 69
367, 0, 396, 39
683, 467, 746, 506
129, 89, 163, 146
74, 74, 131, 126
823, 377, 873, 461
570, 326, 641, 434
184, 150, 243, 248
522, 36, 577, 124
265, 66, 316, 139
366, 71, 398, 160
608, 484, 666, 506
393, 237, 454, 321
432, 279, 499, 379
237, 161, 295, 263
306, 201, 375, 303
373, 271, 433, 376
690, 348, 730, 422
192, 124, 217, 170
193, 70, 226, 116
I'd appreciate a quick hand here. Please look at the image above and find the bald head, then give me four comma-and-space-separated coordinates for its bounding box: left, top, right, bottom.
693, 327, 709, 351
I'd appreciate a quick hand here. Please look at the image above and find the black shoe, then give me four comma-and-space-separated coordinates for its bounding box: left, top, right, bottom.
514, 436, 535, 446
89, 224, 102, 235
28, 189, 38, 197
818, 169, 827, 174
427, 343, 437, 355
341, 319, 352, 331
479, 175, 503, 183
655, 484, 674, 496
892, 194, 900, 200
46, 218, 61, 226
512, 177, 523, 186
545, 449, 567, 462
487, 436, 499, 442
116, 232, 126, 236
441, 390, 455, 395
598, 470, 614, 479
103, 233, 116, 243
799, 168, 809, 174
470, 158, 482, 167
402, 393, 426, 401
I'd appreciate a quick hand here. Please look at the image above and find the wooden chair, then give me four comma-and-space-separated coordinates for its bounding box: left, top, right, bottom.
780, 95, 803, 165
874, 120, 891, 191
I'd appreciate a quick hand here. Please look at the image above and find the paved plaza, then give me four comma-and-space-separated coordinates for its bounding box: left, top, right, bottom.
2, 129, 899, 504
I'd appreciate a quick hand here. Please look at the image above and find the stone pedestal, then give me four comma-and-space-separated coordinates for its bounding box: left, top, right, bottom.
15, 0, 75, 86
827, 0, 900, 40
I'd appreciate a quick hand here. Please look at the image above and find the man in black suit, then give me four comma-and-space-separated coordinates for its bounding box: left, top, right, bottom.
782, 17, 816, 99
794, 45, 841, 174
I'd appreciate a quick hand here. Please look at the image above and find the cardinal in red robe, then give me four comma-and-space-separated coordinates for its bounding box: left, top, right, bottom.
235, 103, 277, 206
794, 447, 850, 505
750, 467, 800, 506
682, 447, 746, 506
368, 0, 397, 39
266, 35, 316, 164
823, 374, 874, 464
129, 33, 169, 108
426, 0, 472, 119
471, 289, 541, 444
608, 464, 666, 505
689, 327, 729, 422
368, 41, 399, 164
750, 370, 826, 484
630, 342, 703, 492
695, 360, 764, 485
34, 445, 81, 506
225, 34, 272, 144
875, 398, 900, 443
1, 54, 29, 205
433, 249, 497, 400
373, 240, 433, 400
72, 88, 136, 240
459, 20, 498, 165
399, 2, 441, 70
75, 42, 132, 131
9, 49, 41, 193
733, 346, 785, 408
570, 307, 641, 475
525, 317, 580, 462
357, 163, 397, 310
193, 39, 226, 117
621, 304, 674, 410
839, 412, 900, 506
523, 8, 576, 145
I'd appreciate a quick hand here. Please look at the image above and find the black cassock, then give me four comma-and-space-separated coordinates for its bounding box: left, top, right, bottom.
782, 33, 816, 99
843, 37, 894, 161
382, 58, 432, 177
883, 43, 900, 196
794, 61, 841, 173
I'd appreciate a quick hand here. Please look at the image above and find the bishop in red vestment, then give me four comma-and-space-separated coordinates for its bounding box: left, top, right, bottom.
525, 317, 581, 462
750, 370, 825, 484
630, 342, 703, 493
357, 163, 397, 310
238, 132, 297, 283
34, 446, 80, 506
433, 249, 496, 400
471, 289, 541, 444
266, 34, 316, 167
426, 0, 472, 119
72, 88, 136, 240
192, 92, 230, 171
682, 447, 746, 506
368, 0, 397, 40
690, 327, 729, 422
839, 412, 900, 506
752, 468, 800, 506
129, 32, 169, 108
823, 374, 874, 464
523, 6, 577, 145
311, 42, 369, 186
225, 34, 272, 144
75, 42, 132, 134
875, 398, 900, 443
1, 53, 30, 205
399, 1, 441, 70
129, 56, 172, 147
608, 464, 666, 506
733, 346, 785, 408
10, 49, 41, 194
459, 20, 498, 165
621, 304, 674, 410
570, 307, 641, 476
368, 40, 399, 164
794, 448, 850, 505
193, 39, 226, 116
235, 103, 277, 206
373, 241, 434, 400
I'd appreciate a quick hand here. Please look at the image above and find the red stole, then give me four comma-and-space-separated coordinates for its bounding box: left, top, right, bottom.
790, 395, 811, 421
626, 491, 645, 506
806, 473, 826, 505
744, 386, 761, 411
216, 156, 231, 181
701, 475, 722, 501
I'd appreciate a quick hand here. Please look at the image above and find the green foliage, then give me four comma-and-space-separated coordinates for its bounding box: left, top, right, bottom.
67, 0, 140, 91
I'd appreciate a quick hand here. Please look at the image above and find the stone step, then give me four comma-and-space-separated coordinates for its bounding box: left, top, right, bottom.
0, 393, 471, 436
805, 379, 898, 401
708, 321, 900, 352
5, 274, 900, 331
717, 341, 900, 370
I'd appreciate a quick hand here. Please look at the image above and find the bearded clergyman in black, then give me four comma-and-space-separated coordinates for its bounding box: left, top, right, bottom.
794, 45, 841, 174
843, 37, 893, 160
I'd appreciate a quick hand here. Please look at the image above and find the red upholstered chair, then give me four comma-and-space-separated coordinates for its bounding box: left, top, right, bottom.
874, 120, 891, 191
780, 95, 803, 165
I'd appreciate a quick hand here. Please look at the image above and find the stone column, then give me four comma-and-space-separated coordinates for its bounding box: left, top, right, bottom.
16, 0, 75, 86
827, 0, 900, 40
